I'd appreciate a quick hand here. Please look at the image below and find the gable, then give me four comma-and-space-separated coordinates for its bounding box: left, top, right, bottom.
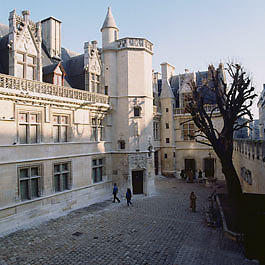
16, 26, 38, 56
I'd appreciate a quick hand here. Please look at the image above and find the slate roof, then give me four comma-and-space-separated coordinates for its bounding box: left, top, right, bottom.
0, 34, 9, 74
101, 7, 118, 31
42, 64, 58, 75
62, 54, 85, 90
0, 23, 9, 37
157, 70, 218, 106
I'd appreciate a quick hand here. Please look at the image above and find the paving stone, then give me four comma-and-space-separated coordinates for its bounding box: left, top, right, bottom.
0, 177, 258, 265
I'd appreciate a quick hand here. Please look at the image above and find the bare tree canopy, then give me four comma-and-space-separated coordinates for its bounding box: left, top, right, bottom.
185, 63, 257, 198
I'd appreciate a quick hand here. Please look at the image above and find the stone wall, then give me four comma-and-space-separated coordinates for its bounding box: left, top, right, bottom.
233, 139, 265, 194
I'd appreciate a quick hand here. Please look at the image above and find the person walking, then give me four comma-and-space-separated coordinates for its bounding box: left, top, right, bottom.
126, 188, 132, 206
112, 183, 120, 203
190, 191, 197, 212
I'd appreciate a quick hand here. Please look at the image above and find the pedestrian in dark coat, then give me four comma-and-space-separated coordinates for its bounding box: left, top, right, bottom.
113, 183, 120, 203
190, 191, 197, 212
126, 188, 132, 206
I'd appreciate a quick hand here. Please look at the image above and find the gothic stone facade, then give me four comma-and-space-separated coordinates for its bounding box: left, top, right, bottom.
0, 8, 154, 234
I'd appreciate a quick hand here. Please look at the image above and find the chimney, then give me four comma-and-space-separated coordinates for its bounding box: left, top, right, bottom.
41, 17, 61, 59
22, 10, 30, 23
160, 62, 175, 81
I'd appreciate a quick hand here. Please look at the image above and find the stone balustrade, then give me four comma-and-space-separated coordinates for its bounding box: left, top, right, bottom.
0, 73, 109, 105
234, 139, 265, 162
117, 38, 153, 53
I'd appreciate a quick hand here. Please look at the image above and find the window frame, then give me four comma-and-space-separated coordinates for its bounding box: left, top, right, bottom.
182, 122, 195, 141
133, 106, 141, 117
153, 121, 160, 140
18, 111, 41, 144
18, 164, 43, 201
52, 114, 70, 143
17, 52, 36, 80
91, 118, 105, 141
53, 161, 72, 192
118, 140, 126, 150
92, 158, 105, 183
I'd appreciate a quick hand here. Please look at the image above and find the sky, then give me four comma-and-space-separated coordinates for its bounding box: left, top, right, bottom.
0, 0, 264, 118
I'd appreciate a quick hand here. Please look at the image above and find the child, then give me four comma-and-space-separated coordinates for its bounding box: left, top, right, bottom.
126, 188, 132, 206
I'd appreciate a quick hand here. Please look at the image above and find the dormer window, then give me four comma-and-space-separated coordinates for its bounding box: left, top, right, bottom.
42, 63, 66, 86
134, 106, 141, 117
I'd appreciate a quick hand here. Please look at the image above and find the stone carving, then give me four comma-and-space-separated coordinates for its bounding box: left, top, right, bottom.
129, 153, 147, 169
0, 73, 109, 105
241, 167, 252, 185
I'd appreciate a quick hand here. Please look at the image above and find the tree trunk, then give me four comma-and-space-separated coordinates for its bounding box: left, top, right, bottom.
220, 158, 242, 198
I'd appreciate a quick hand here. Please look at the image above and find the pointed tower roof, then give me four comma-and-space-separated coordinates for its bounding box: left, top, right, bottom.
160, 79, 175, 99
101, 7, 118, 31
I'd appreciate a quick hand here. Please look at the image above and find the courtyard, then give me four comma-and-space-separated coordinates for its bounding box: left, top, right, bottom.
0, 176, 258, 265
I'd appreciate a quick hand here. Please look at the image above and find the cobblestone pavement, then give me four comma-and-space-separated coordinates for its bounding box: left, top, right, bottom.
0, 176, 259, 265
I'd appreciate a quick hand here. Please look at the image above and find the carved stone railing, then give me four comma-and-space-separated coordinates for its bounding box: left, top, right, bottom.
174, 104, 219, 115
117, 38, 153, 53
234, 139, 265, 162
0, 73, 109, 105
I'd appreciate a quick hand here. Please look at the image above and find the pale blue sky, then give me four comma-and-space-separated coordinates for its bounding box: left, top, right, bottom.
1, 0, 264, 117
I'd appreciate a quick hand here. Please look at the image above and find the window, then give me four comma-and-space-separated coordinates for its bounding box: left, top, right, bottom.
53, 162, 71, 192
91, 118, 105, 141
166, 108, 169, 112
17, 52, 36, 80
166, 138, 170, 143
166, 123, 169, 129
104, 86, 108, 95
164, 154, 167, 159
19, 165, 42, 201
18, 111, 40, 144
98, 119, 105, 141
153, 122, 160, 140
118, 140, 126, 149
180, 92, 192, 111
182, 122, 195, 141
92, 158, 104, 183
134, 106, 141, 117
54, 74, 62, 86
173, 152, 176, 157
90, 73, 101, 93
53, 115, 69, 142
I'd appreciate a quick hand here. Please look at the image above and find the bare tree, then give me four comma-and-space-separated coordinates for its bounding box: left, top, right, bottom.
186, 63, 257, 200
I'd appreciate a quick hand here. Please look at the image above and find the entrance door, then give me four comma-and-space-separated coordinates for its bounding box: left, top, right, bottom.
154, 151, 159, 175
185, 159, 195, 172
204, 158, 214, 178
132, 170, 144, 194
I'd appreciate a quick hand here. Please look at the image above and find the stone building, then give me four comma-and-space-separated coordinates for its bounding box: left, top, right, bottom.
1, 7, 260, 234
152, 64, 224, 180
0, 8, 154, 233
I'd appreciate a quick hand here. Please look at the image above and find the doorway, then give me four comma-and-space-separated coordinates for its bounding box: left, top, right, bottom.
132, 170, 144, 194
185, 159, 195, 173
204, 158, 214, 178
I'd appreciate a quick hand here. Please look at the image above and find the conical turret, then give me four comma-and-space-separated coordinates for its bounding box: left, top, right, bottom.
101, 7, 119, 48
